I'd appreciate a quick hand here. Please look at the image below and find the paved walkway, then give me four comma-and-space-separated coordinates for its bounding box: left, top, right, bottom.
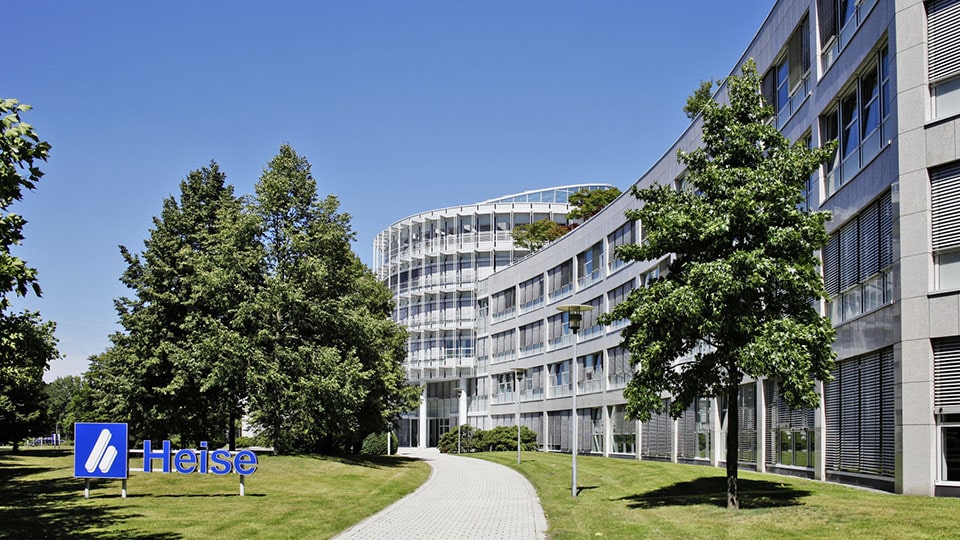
333, 447, 548, 540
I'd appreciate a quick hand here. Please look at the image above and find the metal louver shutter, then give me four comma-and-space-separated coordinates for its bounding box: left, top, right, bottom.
881, 348, 896, 476
879, 191, 894, 268
858, 201, 880, 280
839, 359, 861, 473
818, 0, 837, 45
928, 0, 960, 83
859, 352, 882, 474
739, 383, 757, 463
935, 337, 960, 408
839, 221, 860, 290
765, 380, 777, 466
762, 70, 776, 108
825, 372, 841, 471
823, 234, 840, 296
932, 163, 960, 251
678, 406, 695, 458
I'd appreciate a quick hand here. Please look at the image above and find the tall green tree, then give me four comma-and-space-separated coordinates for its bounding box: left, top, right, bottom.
567, 186, 621, 221
604, 61, 836, 509
0, 99, 58, 450
44, 375, 82, 439
108, 162, 260, 446
247, 144, 416, 453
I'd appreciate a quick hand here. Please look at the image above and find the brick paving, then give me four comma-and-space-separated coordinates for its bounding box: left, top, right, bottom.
333, 447, 547, 540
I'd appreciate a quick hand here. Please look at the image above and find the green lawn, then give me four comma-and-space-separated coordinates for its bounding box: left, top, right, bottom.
475, 452, 960, 539
0, 446, 429, 539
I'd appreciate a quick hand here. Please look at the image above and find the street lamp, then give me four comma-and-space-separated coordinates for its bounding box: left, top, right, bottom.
557, 304, 593, 498
512, 367, 525, 465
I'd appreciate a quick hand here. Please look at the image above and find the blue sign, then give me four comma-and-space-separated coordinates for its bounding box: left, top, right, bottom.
142, 440, 258, 475
74, 423, 128, 479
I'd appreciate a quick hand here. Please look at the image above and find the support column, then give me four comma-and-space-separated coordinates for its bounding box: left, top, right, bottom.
419, 381, 428, 448
711, 396, 722, 467
458, 378, 468, 427
757, 378, 767, 474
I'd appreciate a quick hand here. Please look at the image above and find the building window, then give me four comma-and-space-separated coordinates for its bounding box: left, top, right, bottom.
641, 399, 673, 459
933, 338, 960, 482
612, 405, 637, 455
547, 311, 572, 349
607, 221, 636, 271
577, 352, 603, 394
491, 329, 516, 364
547, 410, 570, 451
822, 191, 893, 323
821, 44, 890, 195
491, 287, 516, 321
932, 163, 960, 289
929, 0, 960, 119
548, 360, 572, 398
762, 16, 810, 127
577, 242, 604, 288
824, 348, 895, 477
764, 380, 816, 468
547, 260, 574, 302
818, 0, 878, 70
606, 279, 634, 330
519, 321, 544, 357
518, 275, 544, 312
678, 398, 712, 460
608, 345, 632, 389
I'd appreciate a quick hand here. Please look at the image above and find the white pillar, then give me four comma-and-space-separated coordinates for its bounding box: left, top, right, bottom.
419, 381, 428, 448
711, 396, 722, 467
757, 379, 767, 473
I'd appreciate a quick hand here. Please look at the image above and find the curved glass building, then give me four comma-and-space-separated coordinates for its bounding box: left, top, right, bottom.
373, 184, 614, 447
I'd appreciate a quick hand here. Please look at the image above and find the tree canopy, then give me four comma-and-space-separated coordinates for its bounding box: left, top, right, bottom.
0, 99, 58, 450
604, 60, 836, 509
511, 219, 570, 251
566, 186, 621, 221
82, 145, 416, 454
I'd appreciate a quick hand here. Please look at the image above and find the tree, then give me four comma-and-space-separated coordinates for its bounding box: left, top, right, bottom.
0, 312, 57, 449
247, 144, 417, 453
567, 187, 621, 221
106, 162, 260, 447
44, 375, 82, 439
604, 60, 836, 509
511, 219, 570, 251
0, 99, 58, 450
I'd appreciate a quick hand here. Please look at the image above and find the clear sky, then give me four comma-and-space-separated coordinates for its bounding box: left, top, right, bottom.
8, 1, 773, 381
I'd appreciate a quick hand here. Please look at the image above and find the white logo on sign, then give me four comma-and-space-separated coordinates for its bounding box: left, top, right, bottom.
84, 428, 118, 474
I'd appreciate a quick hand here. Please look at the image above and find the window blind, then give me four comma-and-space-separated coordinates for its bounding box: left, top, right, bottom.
928, 0, 960, 83
932, 162, 960, 251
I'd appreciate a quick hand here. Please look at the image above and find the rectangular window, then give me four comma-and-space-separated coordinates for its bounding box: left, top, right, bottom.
577, 242, 604, 288
519, 321, 544, 356
822, 191, 893, 323
932, 163, 960, 289
818, 0, 878, 70
762, 16, 810, 126
491, 287, 516, 320
547, 260, 574, 301
821, 44, 890, 195
491, 330, 515, 363
518, 275, 544, 311
612, 405, 637, 455
641, 398, 672, 459
608, 346, 632, 389
764, 380, 816, 468
607, 221, 636, 271
548, 360, 572, 398
929, 0, 960, 119
824, 348, 895, 477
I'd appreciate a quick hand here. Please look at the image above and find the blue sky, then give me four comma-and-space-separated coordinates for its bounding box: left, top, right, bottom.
8, 1, 773, 380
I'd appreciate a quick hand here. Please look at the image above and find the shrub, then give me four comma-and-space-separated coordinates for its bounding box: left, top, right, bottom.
477, 426, 538, 452
438, 425, 480, 453
360, 432, 398, 455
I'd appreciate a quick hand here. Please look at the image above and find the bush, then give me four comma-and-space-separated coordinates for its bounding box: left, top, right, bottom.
360, 431, 398, 456
477, 426, 538, 452
438, 424, 479, 453
438, 425, 537, 453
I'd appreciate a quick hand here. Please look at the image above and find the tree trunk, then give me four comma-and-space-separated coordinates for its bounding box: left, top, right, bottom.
228, 410, 237, 451
726, 379, 740, 510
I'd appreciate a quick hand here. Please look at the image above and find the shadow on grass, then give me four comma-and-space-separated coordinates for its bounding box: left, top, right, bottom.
0, 450, 181, 539
302, 453, 422, 469
621, 476, 812, 510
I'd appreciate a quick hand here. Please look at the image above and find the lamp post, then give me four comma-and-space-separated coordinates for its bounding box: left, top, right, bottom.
512, 367, 525, 465
455, 387, 464, 454
557, 304, 593, 498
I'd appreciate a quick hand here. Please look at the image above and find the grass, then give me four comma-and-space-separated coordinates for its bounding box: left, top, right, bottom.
0, 446, 429, 539
475, 451, 960, 539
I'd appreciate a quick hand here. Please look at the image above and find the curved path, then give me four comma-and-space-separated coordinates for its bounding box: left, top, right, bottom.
333, 447, 548, 540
